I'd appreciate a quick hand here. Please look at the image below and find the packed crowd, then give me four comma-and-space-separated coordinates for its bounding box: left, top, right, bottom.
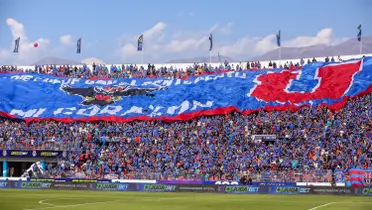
0, 91, 370, 181
0, 56, 342, 80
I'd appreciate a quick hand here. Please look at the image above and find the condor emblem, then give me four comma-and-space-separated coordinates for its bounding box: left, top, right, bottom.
61, 84, 166, 106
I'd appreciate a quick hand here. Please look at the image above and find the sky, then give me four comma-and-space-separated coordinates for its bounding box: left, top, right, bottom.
0, 0, 371, 65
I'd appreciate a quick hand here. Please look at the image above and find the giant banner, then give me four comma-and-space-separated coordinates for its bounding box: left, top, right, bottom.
350, 168, 372, 187
0, 58, 371, 122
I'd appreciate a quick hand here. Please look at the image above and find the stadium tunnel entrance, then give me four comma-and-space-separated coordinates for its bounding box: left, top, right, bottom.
0, 157, 57, 178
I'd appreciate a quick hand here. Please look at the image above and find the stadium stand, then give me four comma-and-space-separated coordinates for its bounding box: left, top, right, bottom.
0, 54, 371, 186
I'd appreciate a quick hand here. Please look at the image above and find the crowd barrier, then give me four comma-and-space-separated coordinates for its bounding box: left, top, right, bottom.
0, 180, 370, 196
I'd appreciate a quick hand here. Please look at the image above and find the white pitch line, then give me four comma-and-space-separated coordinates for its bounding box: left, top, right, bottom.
39, 200, 57, 207
23, 200, 117, 210
308, 202, 335, 210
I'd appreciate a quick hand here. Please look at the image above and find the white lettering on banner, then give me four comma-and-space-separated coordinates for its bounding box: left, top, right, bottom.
33, 108, 46, 117
69, 78, 80, 85
8, 100, 215, 118
148, 105, 164, 117
99, 106, 122, 115
10, 109, 36, 117
53, 107, 77, 115
235, 72, 246, 79
214, 74, 225, 80
51, 79, 62, 84
85, 80, 95, 85
205, 75, 215, 81
10, 75, 21, 80
194, 77, 204, 84
8, 72, 268, 88
62, 79, 72, 85
77, 106, 100, 116
162, 79, 173, 86
183, 80, 192, 85
175, 79, 181, 86
120, 106, 143, 116
191, 101, 213, 110
226, 72, 234, 77
166, 101, 190, 115
96, 80, 108, 85
19, 75, 33, 81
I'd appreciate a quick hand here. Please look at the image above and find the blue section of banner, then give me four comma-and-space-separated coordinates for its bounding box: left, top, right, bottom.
0, 58, 371, 121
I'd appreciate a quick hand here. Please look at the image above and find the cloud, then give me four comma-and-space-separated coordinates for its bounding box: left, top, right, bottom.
120, 24, 350, 62
219, 22, 233, 35
0, 18, 50, 65
59, 35, 74, 45
82, 57, 105, 65
218, 28, 349, 60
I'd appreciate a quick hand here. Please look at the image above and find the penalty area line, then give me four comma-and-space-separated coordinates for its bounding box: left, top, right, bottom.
308, 202, 335, 210
23, 200, 118, 210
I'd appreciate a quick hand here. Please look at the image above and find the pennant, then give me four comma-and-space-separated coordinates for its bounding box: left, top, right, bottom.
13, 37, 20, 53
209, 33, 213, 51
357, 24, 362, 42
138, 34, 143, 51
76, 38, 82, 54
276, 30, 281, 47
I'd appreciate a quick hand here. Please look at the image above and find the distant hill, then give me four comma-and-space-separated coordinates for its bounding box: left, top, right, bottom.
32, 57, 82, 65
253, 37, 372, 61
167, 55, 235, 63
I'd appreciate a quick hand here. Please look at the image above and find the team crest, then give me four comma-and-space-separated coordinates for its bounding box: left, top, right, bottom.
363, 172, 372, 186
334, 171, 345, 183
61, 84, 166, 106
2, 150, 6, 157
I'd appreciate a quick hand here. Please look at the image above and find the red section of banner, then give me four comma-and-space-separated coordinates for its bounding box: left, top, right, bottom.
251, 61, 361, 103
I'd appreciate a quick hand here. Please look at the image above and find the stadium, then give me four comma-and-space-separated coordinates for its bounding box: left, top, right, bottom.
1, 1, 372, 210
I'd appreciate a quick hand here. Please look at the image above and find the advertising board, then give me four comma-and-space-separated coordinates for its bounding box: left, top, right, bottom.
95, 183, 134, 191
0, 181, 8, 188
50, 182, 92, 190
360, 188, 372, 196
175, 185, 218, 193
272, 186, 311, 194
310, 187, 352, 195
223, 186, 262, 194
140, 184, 176, 192
0, 150, 65, 158
17, 181, 52, 189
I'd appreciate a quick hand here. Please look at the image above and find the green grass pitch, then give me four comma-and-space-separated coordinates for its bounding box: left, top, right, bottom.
0, 189, 371, 210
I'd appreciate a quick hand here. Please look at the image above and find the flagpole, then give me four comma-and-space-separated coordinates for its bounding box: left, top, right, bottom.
359, 39, 362, 56
278, 46, 282, 65
209, 51, 212, 65
80, 35, 83, 65
141, 35, 144, 68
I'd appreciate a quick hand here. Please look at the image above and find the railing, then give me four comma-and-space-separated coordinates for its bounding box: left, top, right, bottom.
42, 169, 338, 183
0, 141, 71, 151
